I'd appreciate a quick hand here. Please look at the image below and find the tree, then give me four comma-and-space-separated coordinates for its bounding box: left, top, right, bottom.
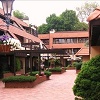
37, 9, 89, 34
37, 24, 49, 34
74, 22, 88, 31
73, 55, 100, 100
60, 9, 79, 31
84, 40, 89, 47
46, 14, 63, 31
76, 2, 99, 22
13, 10, 29, 20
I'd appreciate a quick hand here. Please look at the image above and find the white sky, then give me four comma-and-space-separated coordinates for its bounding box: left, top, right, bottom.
1, 0, 100, 26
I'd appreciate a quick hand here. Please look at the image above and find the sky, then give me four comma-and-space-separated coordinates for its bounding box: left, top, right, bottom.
0, 0, 100, 26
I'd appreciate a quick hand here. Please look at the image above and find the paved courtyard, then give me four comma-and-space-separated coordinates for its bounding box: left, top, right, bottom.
0, 70, 76, 100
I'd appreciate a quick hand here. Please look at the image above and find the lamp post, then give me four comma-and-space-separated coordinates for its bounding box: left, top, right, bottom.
0, 0, 15, 29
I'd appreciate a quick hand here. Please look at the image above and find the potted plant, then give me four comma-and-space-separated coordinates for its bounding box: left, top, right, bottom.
29, 71, 52, 80
0, 34, 24, 51
73, 61, 82, 74
0, 35, 11, 52
44, 71, 52, 80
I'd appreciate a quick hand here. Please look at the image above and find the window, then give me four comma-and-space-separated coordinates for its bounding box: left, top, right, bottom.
78, 38, 88, 43
54, 38, 78, 44
42, 39, 49, 45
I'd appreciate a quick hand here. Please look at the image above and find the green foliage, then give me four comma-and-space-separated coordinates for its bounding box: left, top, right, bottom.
63, 67, 67, 70
13, 10, 25, 19
38, 9, 88, 34
15, 58, 21, 71
44, 71, 52, 77
73, 55, 100, 100
74, 22, 88, 31
49, 67, 62, 72
73, 62, 82, 70
2, 75, 36, 82
37, 24, 49, 34
29, 71, 39, 76
55, 59, 62, 66
60, 10, 79, 31
13, 10, 29, 20
46, 14, 62, 31
3, 71, 11, 74
67, 64, 72, 67
29, 71, 52, 77
88, 55, 100, 67
0, 41, 2, 44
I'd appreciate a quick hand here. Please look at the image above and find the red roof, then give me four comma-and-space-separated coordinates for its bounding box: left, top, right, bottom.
11, 17, 29, 27
75, 47, 89, 56
0, 8, 41, 43
87, 7, 100, 22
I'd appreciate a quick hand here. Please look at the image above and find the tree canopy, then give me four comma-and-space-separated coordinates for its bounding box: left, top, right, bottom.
76, 2, 99, 22
13, 10, 29, 20
38, 9, 88, 34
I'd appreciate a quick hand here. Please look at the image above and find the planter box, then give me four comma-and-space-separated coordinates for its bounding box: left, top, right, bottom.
67, 67, 75, 70
51, 68, 66, 74
76, 70, 81, 74
4, 75, 48, 88
0, 45, 10, 52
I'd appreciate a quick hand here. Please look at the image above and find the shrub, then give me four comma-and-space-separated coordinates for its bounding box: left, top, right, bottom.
67, 64, 72, 68
2, 75, 36, 82
73, 61, 82, 70
15, 58, 21, 71
3, 71, 11, 74
44, 71, 52, 77
29, 71, 39, 76
63, 67, 67, 70
73, 55, 100, 100
49, 67, 62, 72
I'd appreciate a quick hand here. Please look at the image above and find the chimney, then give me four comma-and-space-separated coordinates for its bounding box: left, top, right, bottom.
49, 29, 55, 33
23, 16, 29, 25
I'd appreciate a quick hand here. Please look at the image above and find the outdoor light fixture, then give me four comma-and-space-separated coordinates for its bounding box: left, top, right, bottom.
0, 0, 15, 28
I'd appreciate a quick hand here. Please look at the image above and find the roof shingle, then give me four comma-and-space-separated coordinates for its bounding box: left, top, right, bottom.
0, 8, 42, 43
87, 7, 100, 22
75, 47, 89, 56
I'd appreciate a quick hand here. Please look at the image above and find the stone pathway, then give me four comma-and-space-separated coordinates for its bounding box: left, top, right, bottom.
0, 70, 76, 100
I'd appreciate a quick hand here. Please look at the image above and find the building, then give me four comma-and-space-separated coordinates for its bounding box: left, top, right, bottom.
0, 8, 66, 78
87, 7, 100, 58
75, 46, 90, 62
38, 31, 89, 66
0, 8, 44, 77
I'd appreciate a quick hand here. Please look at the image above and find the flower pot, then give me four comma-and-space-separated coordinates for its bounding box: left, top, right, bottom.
46, 76, 50, 80
0, 44, 10, 52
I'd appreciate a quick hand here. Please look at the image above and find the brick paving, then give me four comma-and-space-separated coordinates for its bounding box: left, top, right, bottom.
0, 70, 76, 100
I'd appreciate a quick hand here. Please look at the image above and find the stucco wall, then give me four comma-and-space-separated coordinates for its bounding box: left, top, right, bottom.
38, 32, 88, 49
90, 46, 100, 58
83, 55, 90, 62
